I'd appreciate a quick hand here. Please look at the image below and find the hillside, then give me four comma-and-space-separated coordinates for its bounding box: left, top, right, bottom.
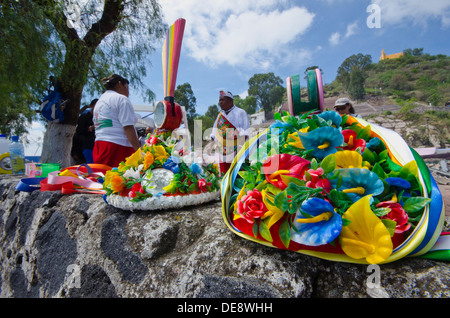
325, 51, 450, 107
317, 52, 450, 149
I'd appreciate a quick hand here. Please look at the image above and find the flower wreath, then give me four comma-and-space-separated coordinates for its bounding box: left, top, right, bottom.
222, 110, 446, 264
103, 130, 221, 211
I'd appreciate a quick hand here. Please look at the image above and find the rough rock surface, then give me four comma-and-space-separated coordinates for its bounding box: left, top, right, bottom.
0, 175, 449, 298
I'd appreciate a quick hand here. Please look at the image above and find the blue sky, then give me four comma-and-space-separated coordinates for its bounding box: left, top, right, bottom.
128, 0, 450, 116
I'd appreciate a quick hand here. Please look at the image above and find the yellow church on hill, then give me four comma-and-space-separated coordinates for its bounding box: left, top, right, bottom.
380, 49, 404, 61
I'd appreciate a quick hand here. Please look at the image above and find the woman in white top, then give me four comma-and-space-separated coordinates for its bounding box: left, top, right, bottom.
92, 74, 140, 168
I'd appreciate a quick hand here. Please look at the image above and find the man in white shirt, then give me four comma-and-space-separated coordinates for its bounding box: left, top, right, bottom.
210, 90, 250, 174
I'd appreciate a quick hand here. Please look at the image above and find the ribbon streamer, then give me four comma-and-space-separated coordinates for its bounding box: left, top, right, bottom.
162, 18, 186, 98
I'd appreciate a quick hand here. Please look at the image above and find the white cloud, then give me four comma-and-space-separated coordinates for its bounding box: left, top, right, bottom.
374, 0, 450, 28
345, 21, 358, 37
329, 32, 341, 46
329, 21, 358, 46
159, 1, 315, 69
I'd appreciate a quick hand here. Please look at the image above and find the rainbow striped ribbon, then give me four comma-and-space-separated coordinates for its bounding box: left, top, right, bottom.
162, 18, 186, 98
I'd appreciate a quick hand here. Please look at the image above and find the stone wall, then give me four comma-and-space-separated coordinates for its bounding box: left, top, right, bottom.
0, 175, 449, 298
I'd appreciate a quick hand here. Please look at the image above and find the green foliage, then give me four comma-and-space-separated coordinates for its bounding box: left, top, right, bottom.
174, 83, 198, 135
248, 72, 285, 118
365, 49, 450, 106
0, 1, 56, 136
1, 0, 165, 138
336, 53, 372, 90
233, 95, 257, 115
348, 66, 366, 100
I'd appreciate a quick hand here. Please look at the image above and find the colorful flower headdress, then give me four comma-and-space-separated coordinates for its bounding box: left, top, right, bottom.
103, 130, 221, 202
222, 111, 448, 264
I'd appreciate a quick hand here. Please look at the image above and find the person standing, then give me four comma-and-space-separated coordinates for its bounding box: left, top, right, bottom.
333, 97, 361, 117
75, 98, 97, 163
92, 74, 140, 168
210, 90, 250, 174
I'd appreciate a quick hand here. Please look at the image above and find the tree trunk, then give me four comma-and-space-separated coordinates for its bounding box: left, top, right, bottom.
39, 122, 76, 168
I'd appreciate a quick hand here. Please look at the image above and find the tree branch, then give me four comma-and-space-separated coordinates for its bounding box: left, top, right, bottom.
83, 0, 125, 49
30, 0, 80, 45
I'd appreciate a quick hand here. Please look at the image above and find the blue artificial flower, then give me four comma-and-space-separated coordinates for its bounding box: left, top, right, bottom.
366, 137, 381, 150
385, 177, 411, 202
269, 120, 293, 134
291, 198, 342, 246
385, 177, 411, 191
317, 110, 342, 128
190, 162, 202, 175
299, 126, 344, 160
163, 156, 181, 173
330, 168, 384, 202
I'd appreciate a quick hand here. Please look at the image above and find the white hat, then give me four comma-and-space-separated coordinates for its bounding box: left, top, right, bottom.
219, 90, 234, 99
334, 97, 351, 107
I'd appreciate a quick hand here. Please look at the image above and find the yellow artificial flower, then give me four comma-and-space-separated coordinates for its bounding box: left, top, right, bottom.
104, 170, 120, 187
261, 190, 285, 229
339, 195, 393, 264
334, 150, 364, 169
285, 128, 309, 150
233, 183, 247, 220
125, 148, 143, 167
152, 145, 169, 162
143, 152, 155, 170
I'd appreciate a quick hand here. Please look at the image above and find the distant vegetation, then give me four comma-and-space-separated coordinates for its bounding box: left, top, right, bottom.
326, 48, 450, 107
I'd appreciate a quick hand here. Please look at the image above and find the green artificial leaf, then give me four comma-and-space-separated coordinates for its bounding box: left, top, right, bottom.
342, 218, 352, 226
274, 191, 289, 211
321, 154, 336, 174
252, 222, 258, 238
265, 183, 282, 195
398, 161, 419, 180
187, 183, 198, 193
336, 174, 343, 189
387, 156, 402, 172
372, 162, 388, 179
378, 149, 389, 161
340, 115, 349, 127
307, 118, 318, 131
381, 219, 397, 237
310, 158, 319, 170
373, 207, 392, 217
274, 112, 282, 121
289, 201, 299, 215
280, 174, 305, 187
357, 124, 372, 141
238, 171, 255, 183
259, 219, 273, 242
279, 219, 291, 249
362, 148, 376, 165
403, 197, 432, 214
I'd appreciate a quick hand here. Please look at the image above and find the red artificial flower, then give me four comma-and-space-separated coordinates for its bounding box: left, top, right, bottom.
198, 178, 211, 193
146, 135, 158, 146
341, 129, 366, 152
377, 201, 411, 233
304, 168, 332, 193
263, 154, 310, 190
129, 182, 145, 198
237, 189, 268, 224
